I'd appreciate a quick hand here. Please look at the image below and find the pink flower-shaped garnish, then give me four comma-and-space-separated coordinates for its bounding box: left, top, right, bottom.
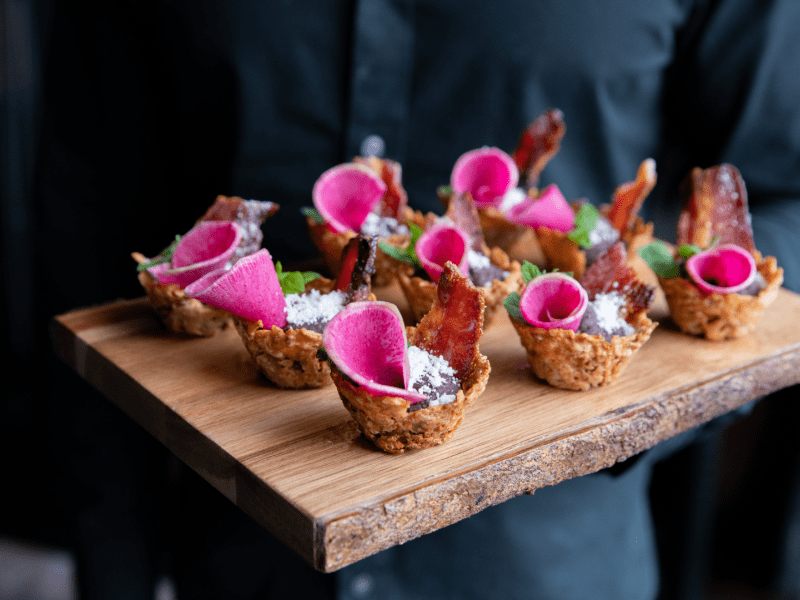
312, 163, 388, 234
685, 244, 757, 295
450, 147, 519, 208
184, 248, 287, 328
415, 223, 470, 283
519, 272, 589, 331
322, 301, 426, 403
153, 221, 242, 288
504, 184, 575, 232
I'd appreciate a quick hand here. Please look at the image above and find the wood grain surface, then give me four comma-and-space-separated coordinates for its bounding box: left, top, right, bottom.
51, 285, 800, 572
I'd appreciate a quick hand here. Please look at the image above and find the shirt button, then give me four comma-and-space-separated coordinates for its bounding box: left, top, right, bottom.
351, 573, 374, 597
360, 135, 385, 158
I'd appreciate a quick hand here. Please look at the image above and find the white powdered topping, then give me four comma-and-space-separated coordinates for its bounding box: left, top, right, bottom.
284, 289, 347, 325
468, 249, 492, 270
498, 187, 527, 213
592, 292, 634, 336
360, 212, 409, 238
407, 345, 458, 407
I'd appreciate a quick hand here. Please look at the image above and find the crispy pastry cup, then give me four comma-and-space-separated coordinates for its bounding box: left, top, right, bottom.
396, 246, 523, 326
306, 207, 430, 287
136, 263, 232, 337
233, 277, 357, 389
659, 252, 783, 341
331, 339, 491, 454
510, 311, 657, 391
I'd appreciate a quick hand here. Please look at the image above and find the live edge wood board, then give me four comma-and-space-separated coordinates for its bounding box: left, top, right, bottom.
51, 286, 800, 573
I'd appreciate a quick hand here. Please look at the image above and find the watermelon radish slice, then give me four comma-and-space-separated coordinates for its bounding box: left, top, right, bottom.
504, 184, 575, 232
184, 248, 287, 328
154, 221, 242, 288
685, 244, 757, 295
519, 272, 589, 331
450, 147, 519, 208
312, 163, 388, 234
415, 223, 470, 282
322, 301, 426, 403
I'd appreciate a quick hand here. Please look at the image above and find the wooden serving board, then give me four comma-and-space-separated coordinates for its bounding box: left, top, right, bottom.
51, 285, 800, 572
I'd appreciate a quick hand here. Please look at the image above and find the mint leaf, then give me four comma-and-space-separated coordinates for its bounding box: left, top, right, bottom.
276, 261, 320, 295
137, 235, 181, 272
521, 261, 544, 283
437, 185, 454, 197
378, 222, 423, 266
567, 203, 599, 249
301, 206, 325, 224
638, 241, 680, 278
678, 244, 703, 259
503, 292, 524, 322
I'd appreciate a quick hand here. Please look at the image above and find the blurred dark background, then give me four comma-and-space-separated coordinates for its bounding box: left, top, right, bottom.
2, 1, 799, 599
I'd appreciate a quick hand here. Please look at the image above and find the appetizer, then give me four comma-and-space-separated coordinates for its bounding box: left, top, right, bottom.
132, 195, 278, 336
304, 156, 432, 286
506, 242, 657, 390
185, 235, 377, 388
639, 164, 783, 340
322, 262, 490, 453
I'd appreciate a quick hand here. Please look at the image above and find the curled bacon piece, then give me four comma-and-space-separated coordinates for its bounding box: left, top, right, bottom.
412, 262, 485, 381
354, 156, 409, 219
607, 158, 657, 234
580, 242, 655, 315
512, 108, 566, 189
198, 194, 280, 260
444, 191, 485, 251
677, 164, 755, 252
334, 234, 378, 302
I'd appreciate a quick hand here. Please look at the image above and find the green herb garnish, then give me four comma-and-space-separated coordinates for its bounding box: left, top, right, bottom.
136, 235, 181, 272
378, 223, 423, 266
301, 206, 325, 224
437, 185, 455, 197
566, 203, 599, 249
520, 260, 572, 283
276, 261, 321, 295
503, 292, 524, 322
638, 241, 681, 278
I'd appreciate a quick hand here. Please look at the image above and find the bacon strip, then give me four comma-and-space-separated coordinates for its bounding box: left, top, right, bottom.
607, 158, 657, 234
512, 108, 566, 189
677, 164, 755, 252
444, 191, 485, 251
354, 156, 409, 219
413, 262, 485, 381
335, 234, 378, 302
580, 242, 654, 314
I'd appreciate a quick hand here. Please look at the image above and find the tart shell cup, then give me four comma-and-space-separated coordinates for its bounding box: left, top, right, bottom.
306, 208, 430, 287
137, 267, 231, 337
233, 277, 366, 389
331, 334, 491, 454
396, 245, 523, 326
659, 252, 783, 341
510, 310, 657, 391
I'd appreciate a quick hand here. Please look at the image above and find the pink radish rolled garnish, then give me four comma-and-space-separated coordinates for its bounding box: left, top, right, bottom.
685, 244, 757, 295
450, 147, 519, 208
322, 301, 427, 403
519, 272, 589, 331
153, 221, 242, 288
505, 184, 576, 232
312, 163, 388, 234
184, 248, 287, 328
415, 223, 471, 282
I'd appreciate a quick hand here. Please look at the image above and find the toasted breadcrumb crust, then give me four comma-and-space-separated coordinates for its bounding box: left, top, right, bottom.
396, 246, 523, 326
306, 208, 432, 287
511, 311, 657, 391
331, 346, 491, 454
136, 264, 231, 337
659, 252, 783, 341
232, 277, 346, 389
